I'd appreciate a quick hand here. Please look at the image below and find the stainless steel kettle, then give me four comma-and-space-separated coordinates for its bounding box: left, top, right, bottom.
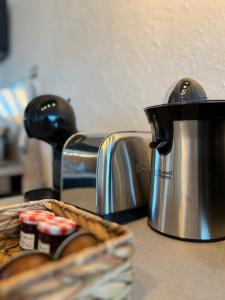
145, 78, 225, 241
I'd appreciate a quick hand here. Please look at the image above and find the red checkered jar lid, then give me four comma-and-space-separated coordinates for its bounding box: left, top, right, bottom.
19, 210, 55, 225
37, 217, 77, 236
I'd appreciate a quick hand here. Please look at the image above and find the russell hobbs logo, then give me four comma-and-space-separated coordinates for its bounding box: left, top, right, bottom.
155, 169, 173, 180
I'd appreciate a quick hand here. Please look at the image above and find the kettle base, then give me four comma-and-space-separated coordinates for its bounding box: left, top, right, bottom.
147, 219, 225, 243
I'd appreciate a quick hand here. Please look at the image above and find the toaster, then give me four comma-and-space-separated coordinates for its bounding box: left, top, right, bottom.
61, 131, 151, 222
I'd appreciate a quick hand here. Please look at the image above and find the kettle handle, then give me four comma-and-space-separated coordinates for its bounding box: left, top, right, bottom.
150, 140, 168, 150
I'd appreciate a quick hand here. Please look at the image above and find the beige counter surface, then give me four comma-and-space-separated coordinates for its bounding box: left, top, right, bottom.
1, 196, 225, 300
129, 218, 225, 300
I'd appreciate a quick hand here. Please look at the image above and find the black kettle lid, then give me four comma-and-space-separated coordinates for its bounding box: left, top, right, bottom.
167, 77, 207, 104
145, 78, 225, 121
144, 78, 225, 155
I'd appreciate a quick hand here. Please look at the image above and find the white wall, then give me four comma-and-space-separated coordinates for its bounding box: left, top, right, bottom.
1, 0, 225, 132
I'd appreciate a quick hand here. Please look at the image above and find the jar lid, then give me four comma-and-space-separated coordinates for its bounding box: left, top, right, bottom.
19, 210, 55, 225
36, 214, 55, 223
20, 209, 53, 215
37, 217, 76, 236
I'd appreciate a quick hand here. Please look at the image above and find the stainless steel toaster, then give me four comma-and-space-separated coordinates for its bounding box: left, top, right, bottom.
61, 131, 151, 221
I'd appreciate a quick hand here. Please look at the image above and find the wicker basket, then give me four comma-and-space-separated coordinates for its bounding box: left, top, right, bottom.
0, 199, 133, 300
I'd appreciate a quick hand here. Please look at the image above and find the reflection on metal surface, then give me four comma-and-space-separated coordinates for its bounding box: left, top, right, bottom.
61, 132, 151, 215
149, 120, 225, 240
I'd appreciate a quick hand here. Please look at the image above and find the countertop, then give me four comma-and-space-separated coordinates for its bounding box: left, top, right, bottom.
1, 196, 225, 300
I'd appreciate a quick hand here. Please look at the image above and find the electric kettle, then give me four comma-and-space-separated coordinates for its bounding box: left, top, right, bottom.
145, 78, 225, 241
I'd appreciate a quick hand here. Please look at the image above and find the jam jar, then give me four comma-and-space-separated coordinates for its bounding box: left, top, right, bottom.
19, 210, 55, 250
37, 216, 77, 255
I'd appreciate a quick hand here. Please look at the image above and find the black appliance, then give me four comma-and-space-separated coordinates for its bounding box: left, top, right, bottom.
24, 95, 77, 200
